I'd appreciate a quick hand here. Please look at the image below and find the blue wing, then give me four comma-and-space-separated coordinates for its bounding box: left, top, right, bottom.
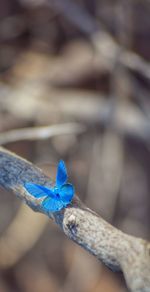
24, 183, 54, 199
59, 183, 74, 203
42, 197, 65, 212
56, 160, 68, 187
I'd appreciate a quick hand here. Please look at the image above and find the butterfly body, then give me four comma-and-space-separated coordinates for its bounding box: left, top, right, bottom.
53, 186, 60, 197
24, 160, 74, 212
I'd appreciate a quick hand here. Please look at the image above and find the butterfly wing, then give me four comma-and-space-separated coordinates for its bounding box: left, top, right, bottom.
56, 160, 68, 187
59, 183, 74, 203
42, 197, 64, 212
24, 183, 54, 199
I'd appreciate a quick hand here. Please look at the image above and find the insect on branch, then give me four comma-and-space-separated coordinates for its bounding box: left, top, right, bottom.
0, 147, 150, 292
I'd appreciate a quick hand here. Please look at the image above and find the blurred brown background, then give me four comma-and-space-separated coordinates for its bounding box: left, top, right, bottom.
0, 0, 150, 291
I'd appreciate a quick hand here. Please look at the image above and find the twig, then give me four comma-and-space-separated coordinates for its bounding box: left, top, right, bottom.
87, 132, 124, 220
0, 146, 149, 291
0, 123, 85, 145
1, 88, 150, 143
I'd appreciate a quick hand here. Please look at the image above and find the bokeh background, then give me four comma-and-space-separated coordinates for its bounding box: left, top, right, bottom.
0, 0, 150, 291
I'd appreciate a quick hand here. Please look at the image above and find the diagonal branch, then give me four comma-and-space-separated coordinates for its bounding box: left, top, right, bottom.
0, 146, 149, 291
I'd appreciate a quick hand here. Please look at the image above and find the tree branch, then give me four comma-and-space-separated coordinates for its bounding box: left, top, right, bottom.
0, 146, 149, 291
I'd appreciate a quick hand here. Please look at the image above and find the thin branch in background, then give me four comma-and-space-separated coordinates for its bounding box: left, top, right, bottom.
18, 0, 150, 80
1, 89, 150, 144
48, 0, 99, 35
59, 244, 102, 292
87, 132, 124, 221
0, 204, 48, 268
0, 123, 86, 145
0, 146, 149, 292
46, 0, 150, 80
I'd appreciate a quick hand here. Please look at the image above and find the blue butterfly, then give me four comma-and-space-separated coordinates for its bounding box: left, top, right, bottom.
24, 160, 74, 212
